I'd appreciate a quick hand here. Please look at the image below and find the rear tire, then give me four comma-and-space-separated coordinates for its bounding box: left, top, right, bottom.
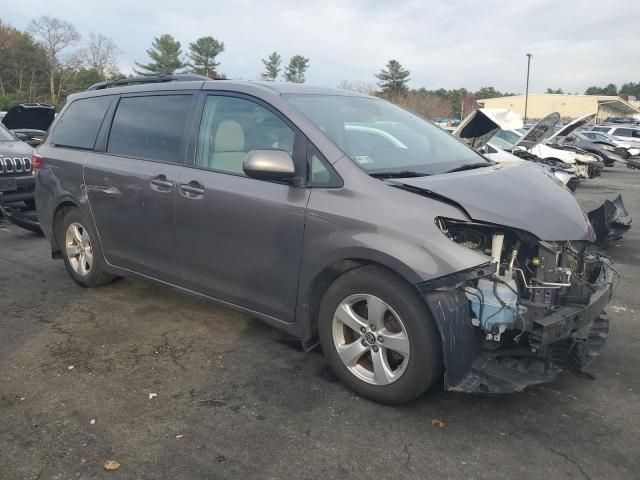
318, 265, 443, 404
57, 208, 115, 288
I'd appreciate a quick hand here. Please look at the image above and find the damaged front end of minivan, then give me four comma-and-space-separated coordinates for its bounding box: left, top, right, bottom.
418, 219, 616, 394
388, 162, 618, 394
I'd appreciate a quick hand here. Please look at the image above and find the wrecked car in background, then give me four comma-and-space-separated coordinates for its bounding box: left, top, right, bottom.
580, 129, 640, 159
521, 113, 603, 179
0, 103, 54, 233
491, 113, 601, 179
35, 77, 617, 403
0, 122, 41, 233
0, 122, 35, 207
565, 131, 626, 165
1, 103, 55, 148
454, 108, 580, 191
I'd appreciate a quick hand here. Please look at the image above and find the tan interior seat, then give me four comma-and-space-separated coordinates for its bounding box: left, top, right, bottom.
210, 120, 246, 174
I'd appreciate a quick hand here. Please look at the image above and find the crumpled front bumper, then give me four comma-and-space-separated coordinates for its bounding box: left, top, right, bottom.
419, 260, 614, 394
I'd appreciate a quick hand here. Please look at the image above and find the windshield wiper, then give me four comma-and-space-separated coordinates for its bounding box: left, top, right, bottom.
369, 170, 430, 179
443, 162, 493, 174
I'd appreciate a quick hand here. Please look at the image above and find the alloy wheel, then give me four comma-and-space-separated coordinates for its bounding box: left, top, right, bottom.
65, 222, 93, 276
332, 294, 411, 385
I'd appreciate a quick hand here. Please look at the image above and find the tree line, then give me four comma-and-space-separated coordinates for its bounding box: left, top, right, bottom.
133, 34, 310, 84
1, 16, 638, 118
358, 60, 518, 120
0, 16, 311, 109
364, 59, 640, 120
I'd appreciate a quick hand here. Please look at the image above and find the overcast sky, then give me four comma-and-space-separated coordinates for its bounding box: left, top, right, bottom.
4, 0, 639, 94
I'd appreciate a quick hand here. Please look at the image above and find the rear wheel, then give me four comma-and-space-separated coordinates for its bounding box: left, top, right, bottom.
614, 147, 629, 159
57, 208, 115, 287
318, 265, 442, 404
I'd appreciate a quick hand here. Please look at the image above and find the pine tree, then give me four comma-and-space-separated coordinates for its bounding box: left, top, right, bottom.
261, 52, 282, 81
375, 60, 410, 96
188, 36, 224, 77
134, 34, 184, 75
283, 55, 309, 83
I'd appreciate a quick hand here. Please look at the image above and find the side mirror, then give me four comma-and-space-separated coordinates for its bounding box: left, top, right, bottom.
243, 150, 296, 180
14, 132, 28, 142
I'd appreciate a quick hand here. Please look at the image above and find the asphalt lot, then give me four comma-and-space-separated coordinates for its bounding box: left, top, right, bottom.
1, 164, 639, 480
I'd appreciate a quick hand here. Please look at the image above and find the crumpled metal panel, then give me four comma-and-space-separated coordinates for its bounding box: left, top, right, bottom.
588, 194, 632, 246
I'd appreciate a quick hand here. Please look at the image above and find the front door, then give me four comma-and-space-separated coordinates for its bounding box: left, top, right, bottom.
175, 94, 309, 322
85, 93, 195, 283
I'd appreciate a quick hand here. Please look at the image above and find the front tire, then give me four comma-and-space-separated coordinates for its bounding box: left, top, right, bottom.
57, 208, 115, 288
318, 265, 443, 404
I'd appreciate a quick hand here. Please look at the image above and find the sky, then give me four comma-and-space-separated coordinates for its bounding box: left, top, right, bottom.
3, 0, 639, 94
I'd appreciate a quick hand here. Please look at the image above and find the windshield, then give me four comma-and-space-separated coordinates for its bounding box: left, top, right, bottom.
490, 134, 516, 150
492, 129, 522, 147
285, 94, 485, 175
0, 124, 15, 142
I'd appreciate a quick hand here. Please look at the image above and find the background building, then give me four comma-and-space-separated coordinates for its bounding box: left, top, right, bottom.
478, 94, 640, 122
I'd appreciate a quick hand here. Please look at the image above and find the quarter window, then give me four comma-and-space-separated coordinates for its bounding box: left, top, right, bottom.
307, 143, 341, 187
196, 96, 295, 175
107, 95, 192, 163
49, 96, 112, 149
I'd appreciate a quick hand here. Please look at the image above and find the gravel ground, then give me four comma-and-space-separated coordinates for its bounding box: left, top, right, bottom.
1, 164, 639, 479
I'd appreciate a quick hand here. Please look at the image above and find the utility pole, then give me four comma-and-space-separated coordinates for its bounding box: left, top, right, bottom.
524, 53, 533, 124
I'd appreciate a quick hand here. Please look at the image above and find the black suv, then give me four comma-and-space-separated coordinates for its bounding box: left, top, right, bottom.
0, 122, 35, 208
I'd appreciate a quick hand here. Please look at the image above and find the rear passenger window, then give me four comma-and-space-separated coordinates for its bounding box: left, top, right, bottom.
49, 96, 112, 149
108, 95, 192, 163
614, 128, 632, 136
195, 96, 295, 175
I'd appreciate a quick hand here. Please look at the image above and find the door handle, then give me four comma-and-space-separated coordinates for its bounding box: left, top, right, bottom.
179, 182, 205, 197
150, 175, 173, 190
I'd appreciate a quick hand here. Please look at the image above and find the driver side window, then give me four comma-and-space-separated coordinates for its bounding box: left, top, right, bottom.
196, 96, 295, 175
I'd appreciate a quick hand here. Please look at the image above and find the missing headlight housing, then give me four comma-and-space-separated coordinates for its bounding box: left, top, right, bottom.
434, 217, 608, 342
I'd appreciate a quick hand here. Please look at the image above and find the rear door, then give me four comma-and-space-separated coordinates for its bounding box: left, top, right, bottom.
175, 94, 309, 322
612, 127, 640, 142
85, 92, 196, 283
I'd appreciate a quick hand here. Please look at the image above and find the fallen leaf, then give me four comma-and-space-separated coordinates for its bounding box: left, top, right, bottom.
103, 460, 120, 471
431, 418, 446, 428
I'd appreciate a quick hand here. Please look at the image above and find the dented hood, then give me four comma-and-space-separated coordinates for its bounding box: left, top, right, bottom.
548, 112, 596, 146
396, 162, 594, 241
454, 108, 523, 150
514, 112, 561, 149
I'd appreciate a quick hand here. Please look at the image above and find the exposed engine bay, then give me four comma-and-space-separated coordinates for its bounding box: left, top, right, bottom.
423, 218, 617, 393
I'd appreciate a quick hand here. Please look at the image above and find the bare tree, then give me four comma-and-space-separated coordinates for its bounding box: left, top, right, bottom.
28, 15, 80, 104
397, 91, 454, 119
85, 32, 120, 80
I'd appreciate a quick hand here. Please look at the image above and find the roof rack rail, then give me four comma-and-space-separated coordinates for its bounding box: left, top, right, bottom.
87, 74, 212, 91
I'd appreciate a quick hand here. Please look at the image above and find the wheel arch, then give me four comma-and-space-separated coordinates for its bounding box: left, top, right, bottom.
50, 198, 81, 258
296, 253, 425, 347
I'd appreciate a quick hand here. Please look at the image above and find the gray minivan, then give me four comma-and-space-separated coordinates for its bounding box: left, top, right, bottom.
34, 76, 614, 403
